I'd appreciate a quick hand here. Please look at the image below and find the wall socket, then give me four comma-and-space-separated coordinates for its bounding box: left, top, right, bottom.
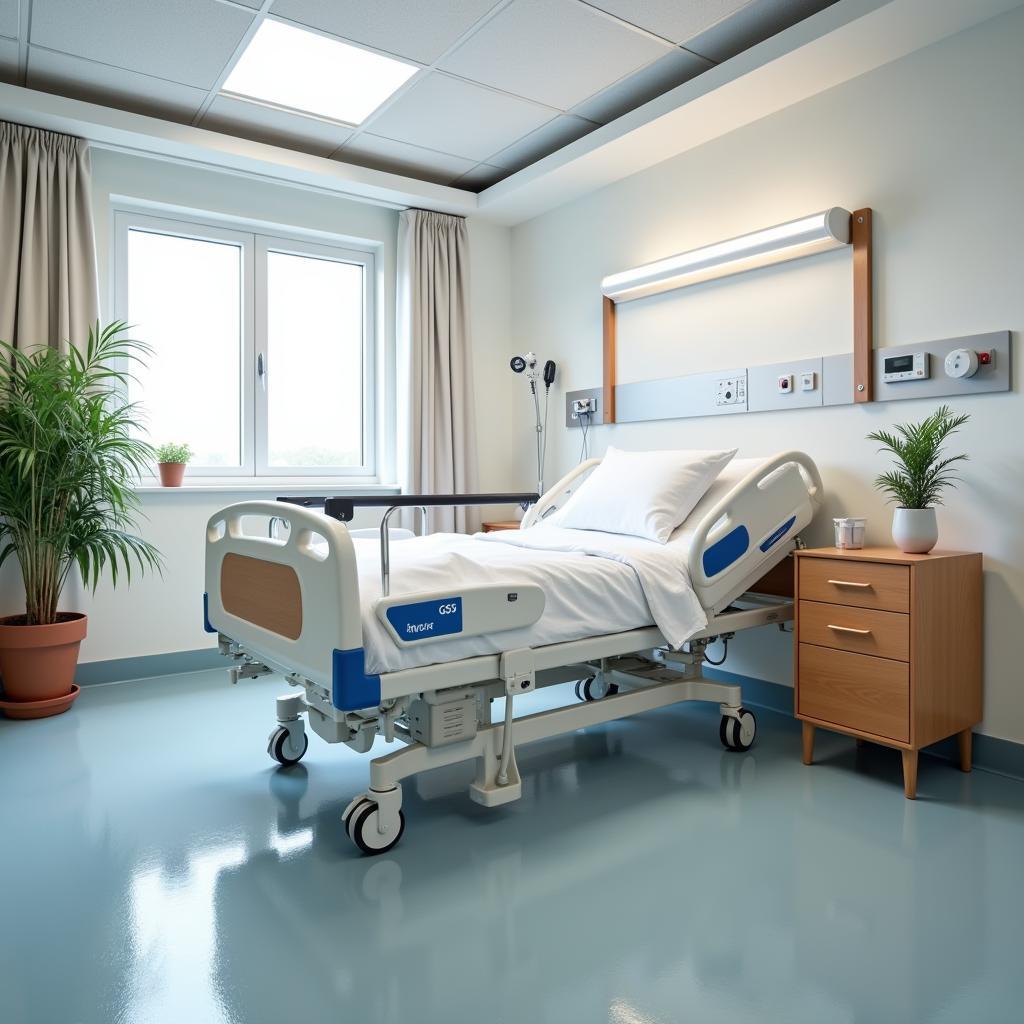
716, 377, 746, 406
571, 397, 596, 418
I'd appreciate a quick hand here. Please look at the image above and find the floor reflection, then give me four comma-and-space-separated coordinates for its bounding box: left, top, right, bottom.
2, 671, 1022, 1024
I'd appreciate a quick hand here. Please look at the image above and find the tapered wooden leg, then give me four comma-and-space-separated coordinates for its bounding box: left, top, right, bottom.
901, 749, 918, 800
801, 722, 815, 765
958, 729, 973, 773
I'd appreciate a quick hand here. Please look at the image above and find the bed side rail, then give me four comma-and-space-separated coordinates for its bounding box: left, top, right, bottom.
204, 501, 365, 700
520, 458, 601, 529
688, 452, 823, 597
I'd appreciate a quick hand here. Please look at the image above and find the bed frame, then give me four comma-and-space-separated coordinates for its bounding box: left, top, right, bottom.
204, 452, 822, 854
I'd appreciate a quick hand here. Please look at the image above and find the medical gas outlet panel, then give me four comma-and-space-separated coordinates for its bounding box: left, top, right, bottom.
565, 331, 1011, 427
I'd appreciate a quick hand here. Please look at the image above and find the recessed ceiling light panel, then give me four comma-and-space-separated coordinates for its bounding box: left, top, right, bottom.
222, 19, 418, 125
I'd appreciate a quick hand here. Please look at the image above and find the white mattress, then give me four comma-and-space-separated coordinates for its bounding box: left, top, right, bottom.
352, 458, 767, 675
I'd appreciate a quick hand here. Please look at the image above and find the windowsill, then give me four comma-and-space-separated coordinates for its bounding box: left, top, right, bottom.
136, 479, 401, 495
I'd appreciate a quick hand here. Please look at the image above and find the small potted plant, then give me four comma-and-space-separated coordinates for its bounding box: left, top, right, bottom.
0, 322, 161, 718
156, 441, 193, 487
866, 404, 969, 554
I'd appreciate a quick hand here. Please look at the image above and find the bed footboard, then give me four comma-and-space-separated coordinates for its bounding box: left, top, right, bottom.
688, 452, 823, 613
204, 501, 378, 710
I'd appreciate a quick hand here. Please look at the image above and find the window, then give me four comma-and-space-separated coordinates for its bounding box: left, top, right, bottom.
115, 208, 375, 479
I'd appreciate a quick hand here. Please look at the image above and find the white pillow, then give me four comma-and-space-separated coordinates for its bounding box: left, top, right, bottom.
551, 446, 737, 543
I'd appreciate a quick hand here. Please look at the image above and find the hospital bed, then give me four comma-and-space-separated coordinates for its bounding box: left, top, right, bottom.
204, 451, 823, 854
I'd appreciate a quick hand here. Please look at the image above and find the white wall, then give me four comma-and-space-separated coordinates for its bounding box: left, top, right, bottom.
507, 7, 1024, 742
0, 148, 516, 665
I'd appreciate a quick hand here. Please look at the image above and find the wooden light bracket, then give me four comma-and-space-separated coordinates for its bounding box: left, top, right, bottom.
600, 207, 874, 423
850, 207, 873, 404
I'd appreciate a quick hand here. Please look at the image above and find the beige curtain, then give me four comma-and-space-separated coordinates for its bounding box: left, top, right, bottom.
396, 209, 479, 533
0, 120, 99, 354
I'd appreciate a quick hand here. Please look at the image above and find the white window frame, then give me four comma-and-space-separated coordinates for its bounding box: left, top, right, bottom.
113, 206, 377, 480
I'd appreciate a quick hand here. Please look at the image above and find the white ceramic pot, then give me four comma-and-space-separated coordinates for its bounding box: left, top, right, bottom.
892, 507, 938, 554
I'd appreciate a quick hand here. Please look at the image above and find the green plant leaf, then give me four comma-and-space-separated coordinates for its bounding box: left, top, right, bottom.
0, 321, 163, 625
866, 405, 970, 509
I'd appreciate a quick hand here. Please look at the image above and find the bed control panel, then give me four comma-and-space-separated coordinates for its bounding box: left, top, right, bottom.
376, 584, 545, 645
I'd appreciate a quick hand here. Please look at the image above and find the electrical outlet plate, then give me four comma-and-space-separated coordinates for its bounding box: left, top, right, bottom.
564, 388, 603, 427
715, 377, 745, 406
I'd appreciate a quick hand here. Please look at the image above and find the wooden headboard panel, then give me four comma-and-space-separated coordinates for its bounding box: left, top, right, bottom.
221, 552, 303, 640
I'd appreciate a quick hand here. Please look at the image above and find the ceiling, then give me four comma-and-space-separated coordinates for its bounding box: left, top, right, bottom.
0, 0, 838, 192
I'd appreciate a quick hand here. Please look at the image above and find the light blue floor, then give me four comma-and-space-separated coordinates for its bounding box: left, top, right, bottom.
2, 670, 1023, 1024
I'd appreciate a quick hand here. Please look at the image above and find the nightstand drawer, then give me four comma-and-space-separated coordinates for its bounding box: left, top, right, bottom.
799, 600, 909, 661
798, 644, 909, 742
799, 558, 910, 613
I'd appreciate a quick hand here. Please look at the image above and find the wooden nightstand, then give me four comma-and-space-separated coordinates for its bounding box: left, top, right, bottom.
794, 546, 982, 799
481, 520, 520, 532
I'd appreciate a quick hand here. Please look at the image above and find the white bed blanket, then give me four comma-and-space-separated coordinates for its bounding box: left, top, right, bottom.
353, 525, 707, 675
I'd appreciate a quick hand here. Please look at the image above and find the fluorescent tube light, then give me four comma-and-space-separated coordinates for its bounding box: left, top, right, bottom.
221, 19, 418, 126
601, 208, 852, 303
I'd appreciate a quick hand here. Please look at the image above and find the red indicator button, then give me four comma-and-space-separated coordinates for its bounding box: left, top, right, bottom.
979, 351, 993, 365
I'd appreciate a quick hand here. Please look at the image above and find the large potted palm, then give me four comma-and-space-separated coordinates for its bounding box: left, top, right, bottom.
0, 322, 161, 719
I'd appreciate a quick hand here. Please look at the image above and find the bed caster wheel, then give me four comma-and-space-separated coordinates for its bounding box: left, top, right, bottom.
268, 726, 308, 766
574, 677, 619, 702
345, 799, 406, 856
720, 708, 757, 752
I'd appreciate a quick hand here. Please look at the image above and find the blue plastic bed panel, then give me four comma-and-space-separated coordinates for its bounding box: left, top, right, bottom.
203, 592, 216, 634
759, 515, 797, 553
702, 525, 750, 578
385, 596, 464, 643
332, 647, 382, 711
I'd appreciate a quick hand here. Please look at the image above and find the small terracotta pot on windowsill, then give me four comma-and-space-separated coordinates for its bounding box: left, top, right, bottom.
158, 462, 186, 487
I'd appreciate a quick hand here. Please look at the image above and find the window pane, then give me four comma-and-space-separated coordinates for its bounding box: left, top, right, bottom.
265, 251, 364, 468
127, 229, 242, 467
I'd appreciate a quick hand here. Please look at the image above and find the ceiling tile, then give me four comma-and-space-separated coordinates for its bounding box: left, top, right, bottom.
452, 164, 506, 191
487, 114, 596, 171
571, 47, 712, 123
581, 1, 751, 45
200, 95, 353, 157
0, 35, 18, 84
365, 72, 554, 163
336, 133, 475, 185
27, 47, 208, 121
684, 0, 837, 62
269, 0, 500, 64
30, 0, 254, 90
440, 0, 671, 110
0, 0, 18, 38
229, 0, 263, 7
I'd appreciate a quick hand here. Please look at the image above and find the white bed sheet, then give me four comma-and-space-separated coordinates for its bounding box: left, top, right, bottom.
353, 526, 705, 675
351, 457, 769, 675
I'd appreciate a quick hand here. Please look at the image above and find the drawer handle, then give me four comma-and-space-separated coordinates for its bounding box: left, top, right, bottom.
827, 579, 872, 589
828, 624, 872, 636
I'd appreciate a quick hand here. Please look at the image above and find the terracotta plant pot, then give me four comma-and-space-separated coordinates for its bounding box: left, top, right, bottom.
0, 613, 87, 719
158, 462, 186, 486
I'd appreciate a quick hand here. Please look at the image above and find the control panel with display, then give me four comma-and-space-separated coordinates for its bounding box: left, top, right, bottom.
882, 352, 928, 382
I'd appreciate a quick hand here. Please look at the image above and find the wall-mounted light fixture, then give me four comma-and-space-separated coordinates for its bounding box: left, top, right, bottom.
597, 206, 873, 420
601, 208, 851, 302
